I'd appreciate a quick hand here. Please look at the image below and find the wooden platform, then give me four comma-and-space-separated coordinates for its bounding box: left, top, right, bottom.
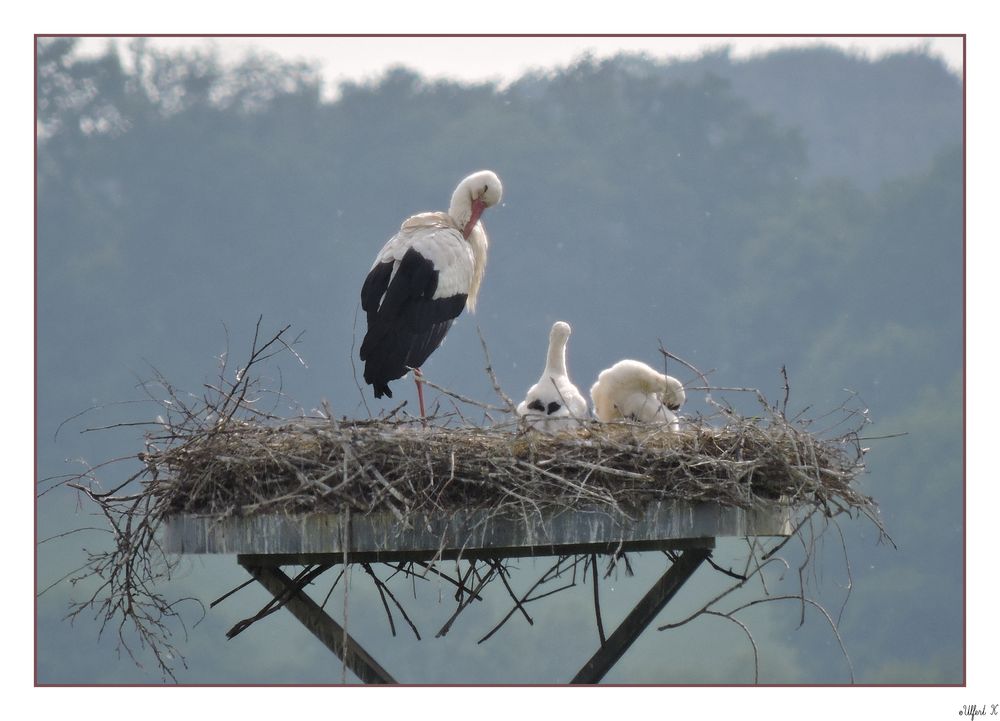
164, 500, 793, 684
163, 499, 792, 563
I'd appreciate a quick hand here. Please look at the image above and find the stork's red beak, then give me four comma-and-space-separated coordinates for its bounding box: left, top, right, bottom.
462, 198, 487, 239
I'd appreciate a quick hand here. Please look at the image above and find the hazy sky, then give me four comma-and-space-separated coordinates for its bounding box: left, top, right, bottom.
74, 35, 964, 99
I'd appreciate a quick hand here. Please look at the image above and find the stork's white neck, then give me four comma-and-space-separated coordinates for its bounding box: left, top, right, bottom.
545, 329, 569, 377
448, 170, 501, 313
447, 192, 471, 230
448, 180, 480, 233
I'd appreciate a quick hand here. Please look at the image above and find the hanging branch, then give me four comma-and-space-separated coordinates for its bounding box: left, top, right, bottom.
477, 555, 586, 644
591, 553, 607, 645
436, 562, 503, 639
486, 559, 533, 628
362, 563, 422, 640
39, 320, 305, 680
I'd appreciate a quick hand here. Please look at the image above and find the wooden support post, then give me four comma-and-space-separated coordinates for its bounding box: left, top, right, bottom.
571, 547, 711, 684
240, 561, 397, 684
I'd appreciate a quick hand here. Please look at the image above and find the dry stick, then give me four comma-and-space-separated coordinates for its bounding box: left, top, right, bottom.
477, 326, 515, 411
486, 558, 533, 628
703, 611, 760, 684
54, 397, 160, 442
381, 586, 422, 641
658, 341, 717, 408
522, 578, 582, 603
477, 555, 583, 644
381, 562, 408, 584
831, 517, 854, 628
455, 560, 477, 603
64, 493, 187, 670
319, 568, 346, 610
362, 563, 397, 637
437, 562, 500, 639
408, 562, 419, 599
36, 526, 111, 546
209, 578, 256, 609
447, 397, 472, 426
761, 508, 821, 561
796, 515, 817, 628
419, 377, 508, 413
591, 553, 607, 645
65, 464, 146, 499
780, 365, 791, 416
81, 420, 170, 434
226, 564, 331, 639
658, 522, 854, 682
408, 561, 485, 602
719, 594, 855, 684
656, 554, 790, 632
362, 563, 422, 641
349, 303, 373, 419
702, 554, 750, 582
744, 537, 773, 596
604, 540, 626, 578
604, 546, 635, 579
37, 560, 105, 598
216, 317, 288, 425
341, 508, 351, 685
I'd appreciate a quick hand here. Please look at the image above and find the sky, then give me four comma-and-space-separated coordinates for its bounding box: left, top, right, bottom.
73, 35, 965, 100
13, 0, 1000, 717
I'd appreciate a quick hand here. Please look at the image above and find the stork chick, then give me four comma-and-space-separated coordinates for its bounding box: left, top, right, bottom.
516, 321, 589, 432
590, 359, 686, 430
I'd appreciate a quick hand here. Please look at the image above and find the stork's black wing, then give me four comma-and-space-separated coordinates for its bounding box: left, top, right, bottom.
360, 247, 467, 398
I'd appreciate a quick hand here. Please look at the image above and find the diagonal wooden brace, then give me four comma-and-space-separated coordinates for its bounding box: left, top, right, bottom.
571, 547, 712, 684
239, 561, 397, 684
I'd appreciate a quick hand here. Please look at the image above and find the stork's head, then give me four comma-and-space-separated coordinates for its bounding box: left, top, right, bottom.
616, 360, 686, 411
450, 170, 503, 239
660, 376, 686, 411
550, 321, 572, 343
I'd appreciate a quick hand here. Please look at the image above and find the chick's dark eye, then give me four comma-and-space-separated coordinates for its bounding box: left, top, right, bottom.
483, 184, 489, 193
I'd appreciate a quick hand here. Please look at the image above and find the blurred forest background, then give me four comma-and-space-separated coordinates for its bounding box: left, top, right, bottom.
36, 37, 962, 684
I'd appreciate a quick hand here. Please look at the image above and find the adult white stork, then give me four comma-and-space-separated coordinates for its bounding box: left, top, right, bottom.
360, 170, 503, 416
516, 321, 589, 432
590, 359, 686, 430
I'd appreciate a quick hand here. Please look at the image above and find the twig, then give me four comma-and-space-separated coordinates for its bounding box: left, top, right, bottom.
477, 326, 515, 411
591, 553, 606, 645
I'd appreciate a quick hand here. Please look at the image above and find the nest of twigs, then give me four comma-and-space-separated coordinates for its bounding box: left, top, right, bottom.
153, 413, 874, 524
135, 325, 877, 526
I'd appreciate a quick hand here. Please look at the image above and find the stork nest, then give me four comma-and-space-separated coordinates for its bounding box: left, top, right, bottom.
151, 412, 875, 524
44, 322, 889, 682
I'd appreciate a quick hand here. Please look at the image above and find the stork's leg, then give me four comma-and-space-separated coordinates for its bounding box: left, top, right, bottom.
414, 368, 427, 420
